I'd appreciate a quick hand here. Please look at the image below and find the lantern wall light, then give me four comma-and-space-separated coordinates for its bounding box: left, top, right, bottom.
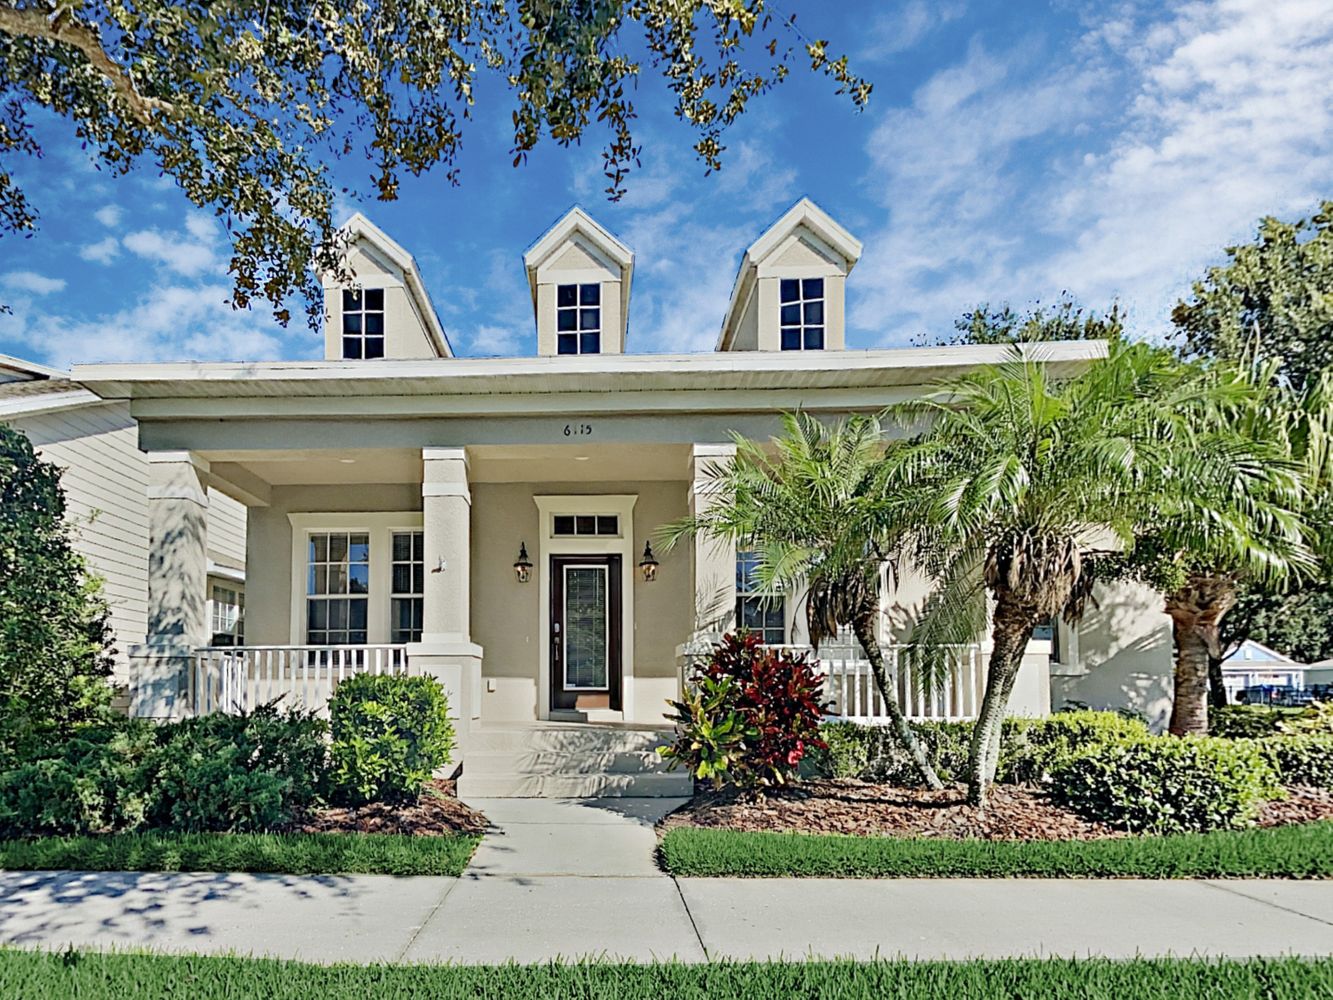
638, 541, 660, 582
513, 542, 533, 583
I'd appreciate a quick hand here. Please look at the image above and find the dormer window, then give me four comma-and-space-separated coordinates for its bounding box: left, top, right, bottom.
557, 283, 601, 355
779, 278, 824, 351
342, 288, 385, 360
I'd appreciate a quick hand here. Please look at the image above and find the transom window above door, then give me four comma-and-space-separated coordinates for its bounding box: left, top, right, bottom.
556, 283, 601, 355
342, 288, 385, 360
779, 277, 824, 351
552, 514, 620, 537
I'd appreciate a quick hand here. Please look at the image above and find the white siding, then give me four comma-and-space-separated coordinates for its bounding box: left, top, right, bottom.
207, 489, 247, 570
10, 402, 149, 681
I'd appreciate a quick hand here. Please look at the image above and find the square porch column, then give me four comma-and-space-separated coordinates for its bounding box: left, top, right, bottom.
678, 443, 737, 675
409, 447, 482, 757
130, 452, 210, 718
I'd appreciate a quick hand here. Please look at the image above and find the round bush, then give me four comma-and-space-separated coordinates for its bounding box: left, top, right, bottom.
1051, 736, 1282, 834
1254, 734, 1333, 789
329, 674, 454, 805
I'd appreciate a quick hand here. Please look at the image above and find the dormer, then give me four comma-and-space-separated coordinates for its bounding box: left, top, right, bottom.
524, 207, 633, 356
321, 214, 452, 361
717, 198, 862, 352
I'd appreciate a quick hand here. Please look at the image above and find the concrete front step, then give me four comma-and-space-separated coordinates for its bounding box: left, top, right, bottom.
458, 723, 688, 798
457, 770, 692, 799
464, 749, 673, 777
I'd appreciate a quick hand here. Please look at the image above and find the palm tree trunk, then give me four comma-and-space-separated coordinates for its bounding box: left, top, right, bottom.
1207, 655, 1228, 709
1166, 575, 1237, 736
967, 595, 1036, 809
849, 616, 944, 790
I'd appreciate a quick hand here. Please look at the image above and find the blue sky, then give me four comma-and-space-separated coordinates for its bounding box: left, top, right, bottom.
1, 0, 1330, 367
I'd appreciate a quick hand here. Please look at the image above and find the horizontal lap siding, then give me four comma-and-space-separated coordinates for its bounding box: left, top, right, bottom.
207, 490, 247, 571
12, 403, 149, 681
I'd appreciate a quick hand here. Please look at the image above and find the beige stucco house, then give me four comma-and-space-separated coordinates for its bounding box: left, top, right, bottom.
1, 355, 247, 695
65, 200, 1177, 793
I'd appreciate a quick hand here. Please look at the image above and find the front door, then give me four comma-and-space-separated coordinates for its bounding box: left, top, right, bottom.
550, 554, 622, 712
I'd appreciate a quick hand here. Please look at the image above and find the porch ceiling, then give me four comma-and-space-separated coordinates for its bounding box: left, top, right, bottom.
203, 442, 693, 487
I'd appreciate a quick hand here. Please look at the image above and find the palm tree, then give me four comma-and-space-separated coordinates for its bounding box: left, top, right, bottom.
882, 341, 1297, 807
661, 411, 944, 789
1131, 362, 1325, 735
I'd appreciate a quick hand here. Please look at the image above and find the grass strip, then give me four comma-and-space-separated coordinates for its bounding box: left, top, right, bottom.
1, 951, 1331, 999
659, 821, 1333, 878
0, 831, 480, 877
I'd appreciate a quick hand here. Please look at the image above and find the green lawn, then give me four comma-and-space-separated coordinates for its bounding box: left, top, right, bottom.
659, 821, 1333, 878
0, 831, 479, 877
1, 951, 1330, 999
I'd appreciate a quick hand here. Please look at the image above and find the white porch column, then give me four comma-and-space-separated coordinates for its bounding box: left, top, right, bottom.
687, 442, 737, 644
130, 452, 210, 718
409, 447, 482, 760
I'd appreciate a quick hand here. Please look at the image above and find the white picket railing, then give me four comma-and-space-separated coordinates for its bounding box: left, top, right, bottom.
191, 645, 409, 715
765, 644, 986, 723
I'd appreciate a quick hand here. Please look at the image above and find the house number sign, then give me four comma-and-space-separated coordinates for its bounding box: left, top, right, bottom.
563, 423, 594, 437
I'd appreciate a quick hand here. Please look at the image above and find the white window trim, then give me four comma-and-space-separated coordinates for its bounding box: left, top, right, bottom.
287, 512, 424, 646
736, 550, 787, 645
533, 494, 637, 720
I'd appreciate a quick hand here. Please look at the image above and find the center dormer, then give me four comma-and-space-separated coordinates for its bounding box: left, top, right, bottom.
718, 198, 862, 353
524, 207, 634, 356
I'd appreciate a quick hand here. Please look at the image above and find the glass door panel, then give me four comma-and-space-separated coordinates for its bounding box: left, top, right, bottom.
563, 565, 609, 689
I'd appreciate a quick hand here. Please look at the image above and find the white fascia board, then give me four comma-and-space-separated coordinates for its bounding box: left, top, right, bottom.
0, 388, 103, 418
0, 354, 68, 379
73, 341, 1109, 401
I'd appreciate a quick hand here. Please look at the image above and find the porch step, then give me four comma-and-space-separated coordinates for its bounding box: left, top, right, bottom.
457, 723, 690, 798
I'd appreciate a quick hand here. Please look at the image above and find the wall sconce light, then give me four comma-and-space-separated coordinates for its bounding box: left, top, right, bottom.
513, 542, 533, 583
638, 541, 660, 582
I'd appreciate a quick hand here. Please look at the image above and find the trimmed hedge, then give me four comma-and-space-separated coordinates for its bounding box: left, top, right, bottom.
658, 822, 1333, 879
1210, 705, 1305, 738
1050, 736, 1281, 834
1254, 734, 1333, 790
329, 674, 454, 805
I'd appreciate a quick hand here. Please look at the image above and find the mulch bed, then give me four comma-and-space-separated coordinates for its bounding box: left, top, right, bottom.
660, 780, 1333, 842
297, 779, 488, 837
660, 780, 1118, 841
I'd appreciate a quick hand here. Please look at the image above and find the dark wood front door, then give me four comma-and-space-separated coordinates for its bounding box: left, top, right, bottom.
550, 554, 622, 712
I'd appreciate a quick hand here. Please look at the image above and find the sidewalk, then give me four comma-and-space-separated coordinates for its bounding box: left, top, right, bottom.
0, 798, 1330, 964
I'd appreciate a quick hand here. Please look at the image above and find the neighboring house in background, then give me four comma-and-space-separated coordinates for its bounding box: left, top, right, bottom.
65, 196, 1181, 795
1221, 639, 1310, 703
0, 355, 246, 691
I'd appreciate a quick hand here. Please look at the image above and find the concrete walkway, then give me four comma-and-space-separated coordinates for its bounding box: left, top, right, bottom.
1, 798, 1331, 964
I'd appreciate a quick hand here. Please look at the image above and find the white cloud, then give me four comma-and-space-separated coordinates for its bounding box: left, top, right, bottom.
79, 236, 121, 265
1, 271, 67, 295
123, 225, 219, 277
0, 282, 289, 368
849, 0, 1333, 345
860, 0, 966, 58
93, 204, 122, 228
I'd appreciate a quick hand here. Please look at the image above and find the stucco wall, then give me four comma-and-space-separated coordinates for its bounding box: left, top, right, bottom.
471, 480, 691, 723
1052, 580, 1174, 731
323, 243, 439, 360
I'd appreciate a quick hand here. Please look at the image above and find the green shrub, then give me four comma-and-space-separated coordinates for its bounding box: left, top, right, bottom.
1051, 736, 1282, 834
151, 704, 329, 832
329, 674, 454, 804
1254, 734, 1333, 789
1209, 705, 1302, 738
0, 719, 157, 837
1000, 711, 1151, 784
662, 634, 827, 789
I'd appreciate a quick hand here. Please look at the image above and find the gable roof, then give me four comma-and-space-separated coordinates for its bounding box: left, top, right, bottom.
718, 198, 863, 350
1223, 639, 1304, 668
523, 206, 634, 343
335, 213, 454, 358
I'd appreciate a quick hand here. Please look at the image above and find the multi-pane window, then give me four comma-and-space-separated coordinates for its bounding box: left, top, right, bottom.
390, 531, 425, 644
342, 288, 385, 360
552, 514, 620, 537
556, 283, 601, 355
736, 551, 785, 644
779, 277, 825, 351
306, 532, 370, 645
210, 585, 244, 646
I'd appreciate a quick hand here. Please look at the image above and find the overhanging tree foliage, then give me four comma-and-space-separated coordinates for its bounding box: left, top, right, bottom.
0, 1, 869, 324
0, 422, 114, 761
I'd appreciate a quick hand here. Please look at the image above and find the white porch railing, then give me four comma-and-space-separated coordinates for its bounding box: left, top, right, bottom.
191, 645, 409, 715
765, 644, 987, 723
